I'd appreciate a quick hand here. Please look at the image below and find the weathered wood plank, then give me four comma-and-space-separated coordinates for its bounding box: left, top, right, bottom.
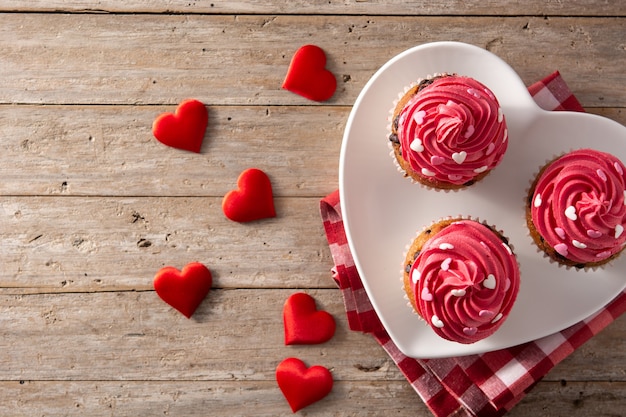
2, 380, 624, 417
0, 289, 407, 381
0, 196, 337, 292
1, 15, 625, 107
0, 380, 427, 417
509, 381, 626, 417
0, 0, 624, 16
0, 105, 343, 197
0, 290, 623, 382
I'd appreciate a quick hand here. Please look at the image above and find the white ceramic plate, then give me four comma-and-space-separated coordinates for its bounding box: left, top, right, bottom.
339, 41, 626, 358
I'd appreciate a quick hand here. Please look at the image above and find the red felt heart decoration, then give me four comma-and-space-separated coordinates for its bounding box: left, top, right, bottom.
282, 44, 337, 102
152, 99, 208, 153
283, 292, 336, 345
153, 262, 212, 318
222, 168, 276, 222
276, 357, 333, 412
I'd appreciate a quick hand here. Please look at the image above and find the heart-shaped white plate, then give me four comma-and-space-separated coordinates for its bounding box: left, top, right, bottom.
339, 41, 626, 358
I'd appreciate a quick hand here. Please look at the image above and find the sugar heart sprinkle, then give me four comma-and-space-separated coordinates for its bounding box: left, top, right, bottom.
463, 327, 477, 336
411, 138, 424, 152
482, 274, 496, 289
421, 287, 433, 301
441, 257, 452, 271
452, 151, 467, 164
565, 206, 577, 221
411, 269, 421, 283
413, 110, 426, 124
431, 315, 444, 328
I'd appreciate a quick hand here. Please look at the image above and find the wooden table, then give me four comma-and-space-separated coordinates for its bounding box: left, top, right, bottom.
1, 2, 624, 416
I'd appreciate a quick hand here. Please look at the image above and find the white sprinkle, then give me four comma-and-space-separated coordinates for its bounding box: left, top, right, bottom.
491, 313, 503, 323
534, 193, 542, 207
411, 269, 421, 284
572, 240, 587, 249
410, 138, 424, 152
474, 165, 488, 174
452, 151, 467, 164
615, 161, 624, 175
451, 289, 466, 297
597, 169, 607, 182
502, 129, 508, 142
502, 242, 513, 255
616, 224, 624, 239
565, 206, 577, 221
497, 107, 503, 123
439, 243, 454, 250
431, 315, 445, 328
421, 168, 435, 176
482, 274, 496, 290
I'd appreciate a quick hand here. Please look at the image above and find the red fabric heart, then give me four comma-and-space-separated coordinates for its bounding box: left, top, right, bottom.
152, 99, 208, 153
153, 262, 212, 318
282, 44, 337, 102
283, 292, 336, 345
222, 168, 276, 222
276, 357, 333, 412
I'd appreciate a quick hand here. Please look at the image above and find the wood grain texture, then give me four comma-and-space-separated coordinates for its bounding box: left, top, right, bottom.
0, 0, 624, 16
0, 196, 335, 292
0, 105, 343, 197
1, 14, 625, 106
0, 2, 625, 416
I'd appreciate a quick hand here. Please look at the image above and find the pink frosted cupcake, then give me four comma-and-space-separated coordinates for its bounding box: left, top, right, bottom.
388, 74, 508, 190
402, 218, 520, 344
527, 148, 626, 268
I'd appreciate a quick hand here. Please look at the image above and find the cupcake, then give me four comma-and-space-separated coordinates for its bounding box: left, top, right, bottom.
402, 218, 520, 344
527, 148, 626, 268
388, 74, 508, 190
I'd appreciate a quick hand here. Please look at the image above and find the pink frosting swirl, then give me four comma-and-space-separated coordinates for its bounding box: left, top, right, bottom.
397, 76, 508, 185
410, 220, 520, 344
531, 149, 626, 265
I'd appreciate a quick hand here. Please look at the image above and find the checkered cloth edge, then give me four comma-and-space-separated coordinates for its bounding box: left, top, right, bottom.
320, 71, 626, 417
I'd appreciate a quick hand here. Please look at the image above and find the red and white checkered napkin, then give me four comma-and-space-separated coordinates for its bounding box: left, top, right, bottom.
320, 72, 626, 417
